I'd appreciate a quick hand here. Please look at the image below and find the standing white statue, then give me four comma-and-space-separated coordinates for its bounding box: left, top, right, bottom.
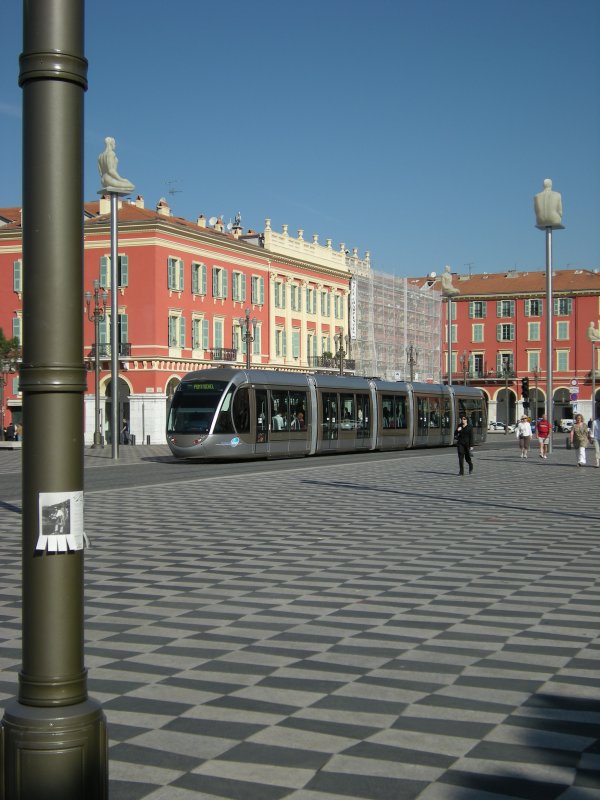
534, 178, 563, 228
440, 264, 459, 296
98, 137, 134, 194
587, 321, 600, 342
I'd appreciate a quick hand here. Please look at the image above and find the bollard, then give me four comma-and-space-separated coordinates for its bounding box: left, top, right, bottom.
147, 435, 150, 445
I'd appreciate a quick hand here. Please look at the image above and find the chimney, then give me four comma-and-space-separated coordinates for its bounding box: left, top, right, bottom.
99, 194, 110, 215
156, 197, 171, 216
197, 214, 206, 228
135, 195, 144, 209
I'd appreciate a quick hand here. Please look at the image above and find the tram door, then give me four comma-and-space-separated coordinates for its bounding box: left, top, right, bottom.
321, 392, 339, 451
254, 388, 269, 457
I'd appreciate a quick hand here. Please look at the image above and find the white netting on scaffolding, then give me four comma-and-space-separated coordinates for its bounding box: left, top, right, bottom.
350, 271, 442, 383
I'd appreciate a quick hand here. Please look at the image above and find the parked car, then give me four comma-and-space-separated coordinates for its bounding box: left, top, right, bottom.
488, 421, 515, 433
560, 419, 574, 433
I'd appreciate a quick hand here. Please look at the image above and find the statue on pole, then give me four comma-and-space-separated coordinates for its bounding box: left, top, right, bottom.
534, 178, 563, 228
98, 137, 134, 194
587, 321, 600, 342
440, 264, 459, 296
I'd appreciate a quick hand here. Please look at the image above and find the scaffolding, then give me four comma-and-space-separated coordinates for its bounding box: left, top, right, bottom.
350, 270, 442, 383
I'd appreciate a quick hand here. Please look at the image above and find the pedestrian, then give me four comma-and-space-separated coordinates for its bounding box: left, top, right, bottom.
590, 411, 600, 468
536, 413, 551, 459
570, 413, 590, 467
4, 422, 15, 441
515, 415, 532, 458
454, 413, 473, 475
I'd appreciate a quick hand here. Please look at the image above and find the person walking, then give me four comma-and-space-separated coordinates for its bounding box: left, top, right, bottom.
570, 413, 590, 467
590, 411, 600, 468
536, 413, 551, 459
455, 413, 473, 475
516, 415, 532, 458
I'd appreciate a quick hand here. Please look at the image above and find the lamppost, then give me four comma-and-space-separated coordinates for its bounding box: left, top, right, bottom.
459, 349, 470, 386
406, 345, 418, 382
502, 359, 511, 435
238, 307, 257, 370
534, 178, 564, 454
0, 357, 18, 440
335, 329, 349, 376
85, 281, 108, 447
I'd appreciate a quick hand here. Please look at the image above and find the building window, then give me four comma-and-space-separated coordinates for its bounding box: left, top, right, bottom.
497, 352, 514, 373
469, 300, 487, 319
527, 351, 541, 370
556, 320, 569, 340
192, 317, 208, 349
167, 257, 184, 292
214, 318, 224, 348
554, 298, 572, 316
251, 276, 264, 305
275, 329, 287, 357
497, 323, 515, 341
446, 324, 457, 343
556, 350, 569, 371
472, 353, 484, 377
101, 255, 129, 289
191, 262, 207, 295
496, 300, 515, 318
472, 323, 484, 343
168, 315, 185, 348
290, 284, 301, 312
291, 330, 300, 359
212, 267, 228, 299
528, 321, 540, 341
334, 294, 345, 320
306, 287, 316, 314
13, 260, 22, 293
252, 325, 261, 355
274, 281, 286, 309
320, 291, 331, 317
232, 271, 247, 302
525, 298, 543, 316
12, 316, 22, 345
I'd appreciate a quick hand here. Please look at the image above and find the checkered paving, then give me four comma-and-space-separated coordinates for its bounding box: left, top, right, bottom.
1, 443, 600, 799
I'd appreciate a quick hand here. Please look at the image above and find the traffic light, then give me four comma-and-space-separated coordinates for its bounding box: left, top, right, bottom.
521, 377, 529, 399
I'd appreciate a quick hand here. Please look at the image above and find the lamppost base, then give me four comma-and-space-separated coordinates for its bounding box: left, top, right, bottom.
91, 432, 104, 448
1, 697, 108, 799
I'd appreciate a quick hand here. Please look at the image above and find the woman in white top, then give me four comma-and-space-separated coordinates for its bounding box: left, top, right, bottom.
592, 414, 600, 468
516, 415, 533, 458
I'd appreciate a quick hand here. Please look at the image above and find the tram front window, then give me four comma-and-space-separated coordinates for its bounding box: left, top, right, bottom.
167, 380, 228, 434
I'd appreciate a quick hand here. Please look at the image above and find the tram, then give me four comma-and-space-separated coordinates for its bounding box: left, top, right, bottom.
166, 368, 487, 460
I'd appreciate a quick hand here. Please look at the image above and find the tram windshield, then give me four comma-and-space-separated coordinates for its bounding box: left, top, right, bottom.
167, 380, 228, 434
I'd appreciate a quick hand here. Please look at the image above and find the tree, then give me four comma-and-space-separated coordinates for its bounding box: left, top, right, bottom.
0, 329, 20, 360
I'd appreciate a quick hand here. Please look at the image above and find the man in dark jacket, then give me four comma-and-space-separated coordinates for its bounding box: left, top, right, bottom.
455, 414, 473, 475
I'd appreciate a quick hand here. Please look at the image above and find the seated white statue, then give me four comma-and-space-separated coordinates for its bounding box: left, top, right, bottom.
534, 178, 563, 227
440, 265, 459, 296
98, 137, 134, 193
587, 321, 600, 342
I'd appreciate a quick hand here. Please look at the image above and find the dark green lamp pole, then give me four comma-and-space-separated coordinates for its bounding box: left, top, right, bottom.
1, 2, 108, 797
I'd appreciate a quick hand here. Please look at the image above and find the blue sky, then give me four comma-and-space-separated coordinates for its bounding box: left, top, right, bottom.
1, 0, 599, 277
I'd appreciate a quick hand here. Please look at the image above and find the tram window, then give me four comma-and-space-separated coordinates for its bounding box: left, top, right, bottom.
271, 389, 289, 431
289, 390, 308, 431
442, 398, 451, 430
429, 399, 441, 428
356, 393, 370, 438
340, 393, 355, 429
382, 395, 394, 428
417, 397, 429, 432
393, 396, 407, 429
322, 392, 338, 439
232, 387, 250, 434
255, 388, 268, 443
214, 386, 235, 433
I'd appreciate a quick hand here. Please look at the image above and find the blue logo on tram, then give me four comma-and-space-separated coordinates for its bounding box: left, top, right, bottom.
230, 437, 240, 447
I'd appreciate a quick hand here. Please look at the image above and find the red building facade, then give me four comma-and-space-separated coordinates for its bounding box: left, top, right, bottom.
436, 269, 600, 427
0, 199, 353, 444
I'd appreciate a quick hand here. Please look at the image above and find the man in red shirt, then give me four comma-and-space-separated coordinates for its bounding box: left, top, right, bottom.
537, 413, 551, 458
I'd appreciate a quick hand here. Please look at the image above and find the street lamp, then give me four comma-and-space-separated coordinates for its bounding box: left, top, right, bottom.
334, 329, 349, 376
0, 357, 18, 440
238, 307, 257, 370
459, 349, 470, 386
532, 365, 541, 422
502, 358, 511, 435
406, 345, 418, 382
85, 280, 108, 447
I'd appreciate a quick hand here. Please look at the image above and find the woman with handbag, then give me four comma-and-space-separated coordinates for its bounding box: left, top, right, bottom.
516, 415, 532, 459
570, 414, 590, 467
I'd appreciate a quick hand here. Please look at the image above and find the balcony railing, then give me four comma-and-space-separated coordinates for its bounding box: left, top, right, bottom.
308, 355, 356, 371
210, 347, 237, 362
90, 342, 131, 358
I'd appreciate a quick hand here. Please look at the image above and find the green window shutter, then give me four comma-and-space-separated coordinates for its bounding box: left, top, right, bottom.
292, 330, 300, 358
118, 313, 128, 343
168, 316, 177, 346
13, 260, 22, 292
241, 274, 247, 303
12, 317, 22, 343
202, 319, 209, 349
100, 256, 109, 289
282, 329, 287, 356
201, 264, 207, 294
168, 257, 176, 290
212, 267, 219, 297
192, 265, 199, 294
253, 326, 260, 354
119, 255, 128, 287
179, 316, 186, 347
221, 270, 228, 299
215, 319, 223, 348
496, 324, 502, 341
496, 300, 502, 317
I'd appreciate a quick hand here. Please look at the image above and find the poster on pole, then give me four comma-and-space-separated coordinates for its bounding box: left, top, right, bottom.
36, 491, 85, 553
